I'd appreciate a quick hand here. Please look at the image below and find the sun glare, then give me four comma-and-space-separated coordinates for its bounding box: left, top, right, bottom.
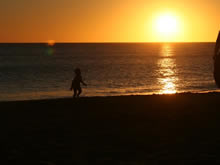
153, 13, 181, 42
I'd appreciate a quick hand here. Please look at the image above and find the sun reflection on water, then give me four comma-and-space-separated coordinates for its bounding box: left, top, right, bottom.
158, 44, 178, 94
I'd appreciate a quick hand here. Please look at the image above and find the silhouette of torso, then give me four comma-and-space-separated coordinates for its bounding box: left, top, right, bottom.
72, 75, 82, 89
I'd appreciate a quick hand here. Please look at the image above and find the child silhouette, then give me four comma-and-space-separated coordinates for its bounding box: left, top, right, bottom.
70, 68, 87, 98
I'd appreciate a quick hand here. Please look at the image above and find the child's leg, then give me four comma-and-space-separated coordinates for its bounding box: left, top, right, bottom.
77, 88, 82, 97
73, 88, 77, 98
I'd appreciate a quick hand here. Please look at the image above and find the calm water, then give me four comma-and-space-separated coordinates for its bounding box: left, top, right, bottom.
0, 43, 218, 101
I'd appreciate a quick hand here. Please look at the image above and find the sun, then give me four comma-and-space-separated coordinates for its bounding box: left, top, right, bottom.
156, 14, 178, 34
153, 13, 180, 42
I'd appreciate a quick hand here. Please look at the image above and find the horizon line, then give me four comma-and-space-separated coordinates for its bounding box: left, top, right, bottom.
0, 41, 216, 44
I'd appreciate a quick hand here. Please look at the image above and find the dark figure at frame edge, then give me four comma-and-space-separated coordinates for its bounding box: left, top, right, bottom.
214, 31, 220, 87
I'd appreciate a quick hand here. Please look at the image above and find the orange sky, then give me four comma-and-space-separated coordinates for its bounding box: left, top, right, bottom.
0, 0, 219, 43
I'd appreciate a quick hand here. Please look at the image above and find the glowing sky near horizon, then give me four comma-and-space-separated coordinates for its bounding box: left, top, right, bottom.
0, 0, 219, 42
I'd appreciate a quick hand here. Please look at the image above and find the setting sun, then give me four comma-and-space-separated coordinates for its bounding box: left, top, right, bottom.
156, 14, 178, 34
153, 13, 181, 42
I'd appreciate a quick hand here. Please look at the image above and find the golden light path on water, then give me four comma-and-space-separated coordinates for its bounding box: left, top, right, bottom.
158, 44, 178, 94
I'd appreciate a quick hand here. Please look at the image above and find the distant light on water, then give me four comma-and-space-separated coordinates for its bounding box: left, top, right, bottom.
47, 40, 55, 46
158, 44, 178, 94
46, 40, 55, 56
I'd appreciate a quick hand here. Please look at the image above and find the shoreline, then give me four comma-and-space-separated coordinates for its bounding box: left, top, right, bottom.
1, 91, 220, 103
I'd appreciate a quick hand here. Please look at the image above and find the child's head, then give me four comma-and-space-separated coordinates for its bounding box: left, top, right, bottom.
74, 68, 81, 75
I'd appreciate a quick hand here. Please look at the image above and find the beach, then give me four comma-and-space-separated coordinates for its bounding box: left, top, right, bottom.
2, 93, 220, 164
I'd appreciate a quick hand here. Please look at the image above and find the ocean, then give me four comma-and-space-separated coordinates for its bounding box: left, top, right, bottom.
0, 43, 218, 101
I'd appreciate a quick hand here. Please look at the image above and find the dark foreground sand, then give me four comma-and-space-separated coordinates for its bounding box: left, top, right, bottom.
2, 93, 220, 165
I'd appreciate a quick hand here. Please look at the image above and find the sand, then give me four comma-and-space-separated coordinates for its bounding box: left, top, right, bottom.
2, 93, 220, 164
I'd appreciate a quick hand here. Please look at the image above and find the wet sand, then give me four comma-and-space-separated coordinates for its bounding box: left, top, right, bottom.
2, 93, 220, 164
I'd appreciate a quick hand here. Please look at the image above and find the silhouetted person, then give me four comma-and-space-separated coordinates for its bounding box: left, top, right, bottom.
70, 68, 87, 98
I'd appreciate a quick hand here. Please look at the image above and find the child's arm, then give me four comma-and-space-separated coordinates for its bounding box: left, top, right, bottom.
80, 77, 87, 86
81, 80, 87, 86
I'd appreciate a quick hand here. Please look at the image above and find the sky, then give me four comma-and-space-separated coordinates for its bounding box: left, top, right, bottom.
0, 0, 219, 43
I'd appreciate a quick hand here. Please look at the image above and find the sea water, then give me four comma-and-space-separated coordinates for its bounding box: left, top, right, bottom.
0, 43, 218, 101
